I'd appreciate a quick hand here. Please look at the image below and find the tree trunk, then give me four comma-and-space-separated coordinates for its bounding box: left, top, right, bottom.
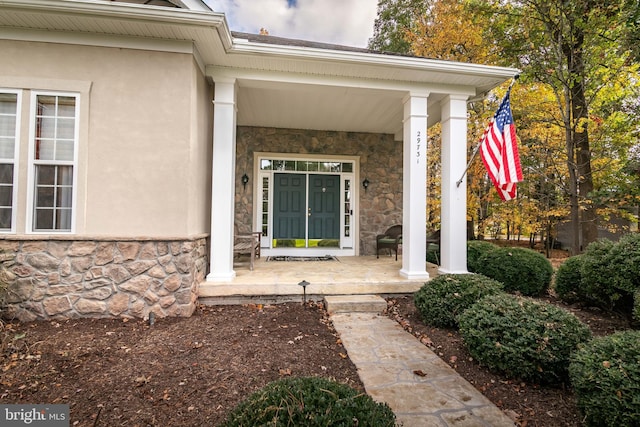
564, 12, 597, 253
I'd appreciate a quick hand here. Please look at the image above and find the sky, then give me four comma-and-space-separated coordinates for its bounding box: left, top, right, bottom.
204, 0, 380, 48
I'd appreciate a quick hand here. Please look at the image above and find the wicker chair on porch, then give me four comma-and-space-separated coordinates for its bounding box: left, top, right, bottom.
376, 225, 402, 261
233, 227, 262, 271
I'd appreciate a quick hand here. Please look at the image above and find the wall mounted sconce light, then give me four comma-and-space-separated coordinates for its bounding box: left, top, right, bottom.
362, 178, 370, 191
241, 173, 249, 189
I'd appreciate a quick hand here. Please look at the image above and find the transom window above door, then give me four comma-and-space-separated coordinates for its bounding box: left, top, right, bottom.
260, 159, 353, 173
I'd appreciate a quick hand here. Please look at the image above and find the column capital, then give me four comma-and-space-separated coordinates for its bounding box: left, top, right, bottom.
440, 95, 468, 122
402, 91, 430, 105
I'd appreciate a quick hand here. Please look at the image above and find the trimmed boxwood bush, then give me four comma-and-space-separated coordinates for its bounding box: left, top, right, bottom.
554, 254, 585, 303
569, 330, 640, 427
467, 240, 499, 273
222, 377, 396, 427
414, 274, 504, 328
580, 236, 640, 313
458, 294, 592, 384
473, 247, 553, 296
604, 233, 640, 293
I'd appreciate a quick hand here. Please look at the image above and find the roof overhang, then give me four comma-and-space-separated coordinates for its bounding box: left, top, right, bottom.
0, 0, 520, 135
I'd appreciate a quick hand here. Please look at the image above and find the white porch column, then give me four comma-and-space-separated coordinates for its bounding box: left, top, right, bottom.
440, 95, 469, 273
400, 92, 429, 280
207, 78, 237, 281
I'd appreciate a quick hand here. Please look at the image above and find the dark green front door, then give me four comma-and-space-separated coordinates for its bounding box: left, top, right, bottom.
308, 174, 339, 240
273, 173, 340, 248
273, 174, 306, 241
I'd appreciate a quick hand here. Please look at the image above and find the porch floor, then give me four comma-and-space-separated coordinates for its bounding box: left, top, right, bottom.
198, 255, 438, 305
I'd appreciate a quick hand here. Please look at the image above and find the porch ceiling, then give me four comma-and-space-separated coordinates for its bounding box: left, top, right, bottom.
236, 80, 417, 135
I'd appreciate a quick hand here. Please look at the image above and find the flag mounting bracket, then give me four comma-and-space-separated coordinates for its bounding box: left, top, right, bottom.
455, 74, 520, 189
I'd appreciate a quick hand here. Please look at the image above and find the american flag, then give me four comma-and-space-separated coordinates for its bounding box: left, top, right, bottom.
479, 90, 523, 200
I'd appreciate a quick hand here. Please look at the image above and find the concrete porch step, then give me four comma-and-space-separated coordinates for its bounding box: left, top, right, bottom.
324, 294, 388, 314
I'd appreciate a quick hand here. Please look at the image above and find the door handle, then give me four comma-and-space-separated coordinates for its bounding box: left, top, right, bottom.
308, 207, 311, 217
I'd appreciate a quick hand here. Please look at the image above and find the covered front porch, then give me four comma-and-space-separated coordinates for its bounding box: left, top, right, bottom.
205, 33, 519, 284
199, 255, 439, 304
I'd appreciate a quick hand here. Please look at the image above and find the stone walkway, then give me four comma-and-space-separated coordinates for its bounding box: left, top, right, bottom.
330, 309, 515, 426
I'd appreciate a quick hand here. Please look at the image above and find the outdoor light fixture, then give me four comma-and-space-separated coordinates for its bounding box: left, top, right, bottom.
241, 173, 249, 189
362, 178, 370, 191
298, 280, 309, 304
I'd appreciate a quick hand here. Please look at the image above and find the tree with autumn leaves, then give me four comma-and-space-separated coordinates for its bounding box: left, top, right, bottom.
370, 0, 640, 254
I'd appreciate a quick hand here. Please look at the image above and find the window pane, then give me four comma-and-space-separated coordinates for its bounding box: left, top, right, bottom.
56, 118, 75, 139
0, 186, 12, 206
36, 117, 56, 138
56, 208, 72, 230
36, 139, 55, 160
57, 97, 76, 117
0, 164, 13, 184
37, 96, 56, 117
57, 186, 73, 208
342, 162, 353, 172
57, 166, 73, 185
36, 165, 56, 185
0, 207, 11, 229
260, 159, 272, 170
0, 93, 17, 114
0, 115, 16, 137
0, 138, 14, 159
36, 187, 55, 208
35, 208, 54, 230
56, 140, 74, 161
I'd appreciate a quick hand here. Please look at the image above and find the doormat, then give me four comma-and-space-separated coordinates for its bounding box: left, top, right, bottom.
266, 255, 339, 262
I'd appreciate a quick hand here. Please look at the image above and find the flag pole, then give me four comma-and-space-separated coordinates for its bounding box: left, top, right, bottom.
455, 74, 519, 188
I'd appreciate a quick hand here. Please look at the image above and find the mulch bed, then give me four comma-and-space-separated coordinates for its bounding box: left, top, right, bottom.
1, 302, 362, 427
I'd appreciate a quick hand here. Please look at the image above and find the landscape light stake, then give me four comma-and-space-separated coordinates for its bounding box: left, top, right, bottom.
298, 280, 309, 305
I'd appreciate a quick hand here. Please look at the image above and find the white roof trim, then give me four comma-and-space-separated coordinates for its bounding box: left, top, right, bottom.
230, 37, 518, 82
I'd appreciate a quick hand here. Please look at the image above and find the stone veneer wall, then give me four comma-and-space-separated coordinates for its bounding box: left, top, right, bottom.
234, 126, 403, 255
0, 235, 208, 322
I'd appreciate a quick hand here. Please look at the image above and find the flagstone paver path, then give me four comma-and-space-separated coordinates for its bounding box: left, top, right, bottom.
330, 311, 516, 427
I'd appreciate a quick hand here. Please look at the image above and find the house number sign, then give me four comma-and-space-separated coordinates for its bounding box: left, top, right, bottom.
416, 130, 422, 164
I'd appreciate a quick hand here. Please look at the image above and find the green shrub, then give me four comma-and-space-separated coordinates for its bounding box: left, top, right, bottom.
605, 233, 640, 294
414, 274, 504, 328
580, 237, 639, 312
467, 240, 499, 273
554, 255, 585, 303
458, 294, 592, 384
222, 377, 396, 427
569, 330, 640, 427
473, 247, 553, 296
634, 289, 640, 322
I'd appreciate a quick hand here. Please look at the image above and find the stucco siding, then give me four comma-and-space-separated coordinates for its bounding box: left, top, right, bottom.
0, 39, 212, 237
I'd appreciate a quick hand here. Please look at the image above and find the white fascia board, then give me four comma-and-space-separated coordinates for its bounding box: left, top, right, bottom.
0, 0, 233, 52
0, 26, 196, 55
0, 0, 226, 31
230, 38, 520, 84
207, 66, 478, 98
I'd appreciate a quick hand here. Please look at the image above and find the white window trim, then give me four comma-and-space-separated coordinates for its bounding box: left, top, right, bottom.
26, 91, 80, 234
0, 88, 21, 234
